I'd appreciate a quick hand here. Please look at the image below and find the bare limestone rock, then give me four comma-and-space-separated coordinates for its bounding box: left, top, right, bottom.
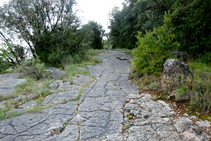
0, 79, 26, 96
162, 59, 193, 101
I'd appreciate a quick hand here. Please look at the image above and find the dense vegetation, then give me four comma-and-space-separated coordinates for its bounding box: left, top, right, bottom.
132, 13, 180, 76
109, 0, 211, 113
0, 0, 104, 72
109, 0, 211, 62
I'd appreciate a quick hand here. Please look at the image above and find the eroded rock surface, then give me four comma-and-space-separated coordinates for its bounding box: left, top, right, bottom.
0, 79, 26, 96
0, 50, 210, 141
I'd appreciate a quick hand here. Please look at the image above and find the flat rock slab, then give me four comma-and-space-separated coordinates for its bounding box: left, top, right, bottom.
71, 74, 93, 86
46, 67, 65, 79
0, 73, 21, 82
0, 50, 210, 141
42, 90, 79, 106
0, 101, 77, 140
0, 79, 26, 96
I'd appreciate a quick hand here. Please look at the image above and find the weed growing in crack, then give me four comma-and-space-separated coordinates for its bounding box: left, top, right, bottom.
123, 123, 131, 130
152, 95, 160, 101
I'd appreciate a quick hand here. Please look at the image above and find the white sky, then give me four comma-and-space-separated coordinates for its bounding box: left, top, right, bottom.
0, 0, 124, 33
75, 0, 124, 33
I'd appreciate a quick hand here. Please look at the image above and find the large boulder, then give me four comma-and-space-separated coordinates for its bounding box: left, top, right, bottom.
162, 59, 193, 93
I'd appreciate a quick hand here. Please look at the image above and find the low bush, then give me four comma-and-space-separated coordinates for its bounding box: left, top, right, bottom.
132, 12, 180, 76
15, 58, 48, 80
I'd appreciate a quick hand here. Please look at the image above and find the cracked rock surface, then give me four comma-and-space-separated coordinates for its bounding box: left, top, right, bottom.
0, 50, 210, 141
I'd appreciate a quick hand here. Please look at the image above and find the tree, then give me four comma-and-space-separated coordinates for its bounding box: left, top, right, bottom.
0, 0, 85, 66
109, 0, 175, 49
132, 12, 180, 75
171, 0, 211, 59
82, 21, 105, 49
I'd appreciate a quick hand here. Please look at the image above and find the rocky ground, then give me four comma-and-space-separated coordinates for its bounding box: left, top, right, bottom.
0, 50, 210, 141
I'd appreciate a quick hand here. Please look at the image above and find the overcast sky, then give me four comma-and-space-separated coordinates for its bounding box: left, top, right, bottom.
0, 0, 124, 33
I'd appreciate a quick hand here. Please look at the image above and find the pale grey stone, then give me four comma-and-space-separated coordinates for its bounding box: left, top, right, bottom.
141, 94, 152, 102
42, 90, 79, 106
181, 130, 210, 141
0, 79, 26, 96
43, 101, 77, 115
196, 120, 211, 128
12, 113, 48, 133
0, 73, 20, 82
174, 117, 192, 133
0, 125, 17, 135
151, 108, 166, 117
71, 74, 93, 86
124, 103, 139, 112
18, 101, 37, 109
27, 93, 38, 99
162, 105, 173, 116
0, 79, 26, 89
6, 108, 25, 116
153, 123, 182, 141
80, 126, 106, 140
48, 83, 58, 89
58, 84, 80, 91
157, 100, 167, 106
46, 67, 65, 79
127, 94, 142, 99
0, 50, 204, 141
57, 125, 79, 141
47, 121, 64, 135
183, 113, 189, 117
127, 126, 159, 141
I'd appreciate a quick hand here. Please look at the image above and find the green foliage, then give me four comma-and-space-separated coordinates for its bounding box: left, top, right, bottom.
63, 64, 89, 80
109, 0, 175, 49
0, 58, 9, 73
0, 108, 7, 120
149, 82, 159, 90
0, 43, 25, 73
15, 58, 47, 80
132, 13, 180, 75
171, 0, 211, 60
82, 21, 105, 49
0, 0, 85, 67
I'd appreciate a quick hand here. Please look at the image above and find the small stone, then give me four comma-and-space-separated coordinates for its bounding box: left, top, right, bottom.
174, 117, 192, 133
48, 83, 58, 89
124, 103, 138, 112
157, 100, 167, 106
196, 120, 211, 128
127, 94, 142, 99
47, 121, 64, 135
184, 113, 189, 117
142, 94, 152, 102
18, 101, 37, 109
190, 116, 198, 120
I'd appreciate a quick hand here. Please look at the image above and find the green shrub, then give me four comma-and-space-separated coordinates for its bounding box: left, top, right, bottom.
171, 0, 211, 59
132, 12, 180, 75
176, 61, 211, 112
0, 59, 9, 73
15, 58, 47, 80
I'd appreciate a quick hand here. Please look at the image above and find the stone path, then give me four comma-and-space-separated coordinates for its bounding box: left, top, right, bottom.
0, 50, 210, 141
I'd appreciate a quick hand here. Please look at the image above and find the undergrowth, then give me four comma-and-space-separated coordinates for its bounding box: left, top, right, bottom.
0, 49, 103, 120
130, 58, 211, 118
